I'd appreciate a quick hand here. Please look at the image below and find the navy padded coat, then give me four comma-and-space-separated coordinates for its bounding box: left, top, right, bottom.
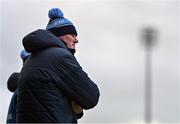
17, 29, 100, 123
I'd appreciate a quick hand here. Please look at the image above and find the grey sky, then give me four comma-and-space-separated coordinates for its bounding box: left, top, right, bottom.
0, 0, 179, 123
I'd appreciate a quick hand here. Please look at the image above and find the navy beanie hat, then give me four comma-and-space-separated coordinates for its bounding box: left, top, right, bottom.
46, 8, 77, 36
20, 49, 31, 62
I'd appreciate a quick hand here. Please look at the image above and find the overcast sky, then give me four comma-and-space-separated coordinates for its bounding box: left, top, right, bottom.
0, 0, 180, 123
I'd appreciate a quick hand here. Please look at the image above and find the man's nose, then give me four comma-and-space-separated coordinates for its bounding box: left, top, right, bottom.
74, 37, 79, 43
74, 40, 79, 43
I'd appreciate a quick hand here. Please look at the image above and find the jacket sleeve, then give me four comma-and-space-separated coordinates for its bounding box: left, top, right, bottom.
56, 54, 100, 110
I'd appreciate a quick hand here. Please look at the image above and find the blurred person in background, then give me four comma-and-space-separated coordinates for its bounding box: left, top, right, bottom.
17, 8, 100, 123
6, 49, 30, 123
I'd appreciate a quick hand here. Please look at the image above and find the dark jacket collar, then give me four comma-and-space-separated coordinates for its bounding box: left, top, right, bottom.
23, 29, 67, 53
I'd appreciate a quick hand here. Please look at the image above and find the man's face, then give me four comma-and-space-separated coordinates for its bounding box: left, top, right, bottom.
58, 34, 78, 50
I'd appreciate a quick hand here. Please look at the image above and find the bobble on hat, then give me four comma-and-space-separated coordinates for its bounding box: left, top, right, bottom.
48, 8, 64, 19
20, 49, 31, 62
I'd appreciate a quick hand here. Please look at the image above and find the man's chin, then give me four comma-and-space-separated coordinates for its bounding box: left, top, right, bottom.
68, 48, 76, 55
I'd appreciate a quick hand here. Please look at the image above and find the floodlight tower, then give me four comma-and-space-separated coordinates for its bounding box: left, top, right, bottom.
141, 26, 158, 123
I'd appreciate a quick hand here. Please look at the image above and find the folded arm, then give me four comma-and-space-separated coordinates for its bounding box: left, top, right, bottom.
56, 54, 100, 110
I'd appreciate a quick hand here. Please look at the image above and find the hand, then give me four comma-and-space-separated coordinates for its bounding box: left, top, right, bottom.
72, 101, 83, 114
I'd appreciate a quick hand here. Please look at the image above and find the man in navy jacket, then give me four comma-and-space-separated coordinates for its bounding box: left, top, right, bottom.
6, 49, 30, 123
17, 8, 100, 123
